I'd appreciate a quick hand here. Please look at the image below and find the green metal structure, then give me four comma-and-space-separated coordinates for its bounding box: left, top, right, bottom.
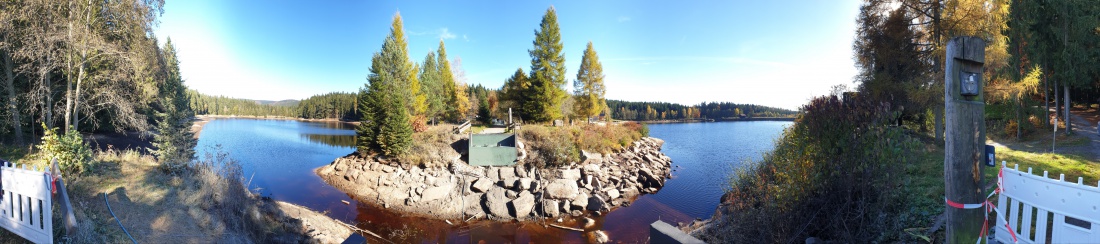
468, 133, 518, 166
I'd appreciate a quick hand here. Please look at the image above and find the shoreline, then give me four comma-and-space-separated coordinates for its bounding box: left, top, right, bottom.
629, 117, 795, 124
316, 137, 673, 223
191, 114, 360, 137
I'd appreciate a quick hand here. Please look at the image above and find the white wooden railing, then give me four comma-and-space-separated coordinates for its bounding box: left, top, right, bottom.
996, 162, 1100, 243
0, 161, 53, 244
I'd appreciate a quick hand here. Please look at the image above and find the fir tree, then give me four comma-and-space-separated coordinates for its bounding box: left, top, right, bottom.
152, 38, 196, 170
357, 13, 415, 156
527, 6, 568, 123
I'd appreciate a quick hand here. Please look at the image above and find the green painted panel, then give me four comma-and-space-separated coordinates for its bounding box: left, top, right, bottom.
469, 133, 517, 166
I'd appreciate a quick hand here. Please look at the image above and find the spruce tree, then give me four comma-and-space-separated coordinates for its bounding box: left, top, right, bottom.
419, 51, 445, 122
527, 6, 567, 123
573, 41, 606, 121
357, 13, 415, 156
152, 38, 197, 170
500, 68, 532, 121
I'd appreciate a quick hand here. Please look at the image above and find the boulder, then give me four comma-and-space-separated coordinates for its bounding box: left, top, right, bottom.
605, 189, 620, 200
421, 184, 452, 202
471, 178, 493, 193
483, 187, 511, 219
498, 167, 516, 183
516, 178, 534, 191
506, 189, 519, 199
514, 166, 527, 178
545, 179, 579, 199
541, 199, 560, 217
571, 192, 589, 209
559, 168, 582, 181
593, 230, 610, 243
508, 191, 535, 218
583, 217, 596, 228
586, 195, 606, 211
463, 193, 484, 217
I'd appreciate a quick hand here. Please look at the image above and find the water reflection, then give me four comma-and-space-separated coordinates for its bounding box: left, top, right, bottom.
300, 134, 356, 147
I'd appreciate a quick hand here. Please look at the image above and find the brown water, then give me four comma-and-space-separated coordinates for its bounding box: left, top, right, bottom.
196, 119, 790, 243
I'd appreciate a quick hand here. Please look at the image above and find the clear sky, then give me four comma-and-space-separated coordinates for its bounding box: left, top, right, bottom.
154, 0, 863, 110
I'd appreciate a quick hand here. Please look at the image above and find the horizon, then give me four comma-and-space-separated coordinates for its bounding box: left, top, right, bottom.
155, 1, 862, 110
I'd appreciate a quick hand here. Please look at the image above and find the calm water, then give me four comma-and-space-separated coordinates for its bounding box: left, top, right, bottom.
196, 119, 790, 243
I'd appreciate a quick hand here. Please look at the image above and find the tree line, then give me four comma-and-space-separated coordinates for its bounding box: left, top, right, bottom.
0, 0, 199, 171
187, 90, 297, 117
853, 0, 1099, 140
607, 100, 796, 121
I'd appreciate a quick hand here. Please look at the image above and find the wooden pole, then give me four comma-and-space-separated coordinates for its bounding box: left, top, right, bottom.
944, 36, 986, 243
51, 159, 78, 234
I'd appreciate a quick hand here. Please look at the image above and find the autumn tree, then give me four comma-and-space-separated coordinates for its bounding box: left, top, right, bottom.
572, 41, 607, 122
527, 6, 568, 123
357, 13, 416, 156
152, 38, 196, 170
437, 41, 468, 122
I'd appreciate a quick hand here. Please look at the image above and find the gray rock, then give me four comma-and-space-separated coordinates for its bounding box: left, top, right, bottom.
509, 191, 535, 218
605, 189, 620, 200
517, 178, 533, 190
515, 166, 527, 178
587, 195, 606, 211
421, 184, 452, 202
505, 189, 519, 199
583, 217, 596, 229
471, 178, 493, 193
541, 199, 560, 217
561, 200, 571, 212
545, 179, 579, 199
571, 192, 589, 209
559, 168, 582, 181
499, 167, 516, 182
594, 230, 610, 243
463, 193, 484, 217
483, 187, 511, 219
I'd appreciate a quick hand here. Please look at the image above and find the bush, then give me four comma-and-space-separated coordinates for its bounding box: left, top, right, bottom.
36, 124, 93, 176
519, 125, 578, 168
694, 95, 921, 243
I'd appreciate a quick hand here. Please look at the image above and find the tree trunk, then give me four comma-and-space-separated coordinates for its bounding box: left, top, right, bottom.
935, 107, 944, 142
1044, 68, 1049, 125
2, 50, 24, 145
1064, 84, 1071, 135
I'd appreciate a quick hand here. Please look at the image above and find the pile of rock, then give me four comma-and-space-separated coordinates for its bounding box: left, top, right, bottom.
316, 137, 672, 221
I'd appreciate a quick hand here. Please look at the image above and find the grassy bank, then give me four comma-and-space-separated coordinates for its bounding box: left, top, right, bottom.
0, 146, 349, 243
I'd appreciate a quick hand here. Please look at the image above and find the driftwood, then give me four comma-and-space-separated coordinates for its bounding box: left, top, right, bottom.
337, 221, 391, 244
549, 224, 583, 232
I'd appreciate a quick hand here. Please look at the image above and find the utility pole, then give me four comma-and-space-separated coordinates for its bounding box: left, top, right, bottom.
944, 36, 987, 243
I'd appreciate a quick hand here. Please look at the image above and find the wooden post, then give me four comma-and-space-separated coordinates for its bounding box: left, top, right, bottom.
50, 159, 78, 234
944, 36, 986, 243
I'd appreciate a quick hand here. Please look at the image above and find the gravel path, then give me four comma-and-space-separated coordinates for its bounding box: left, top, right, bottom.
1068, 113, 1100, 161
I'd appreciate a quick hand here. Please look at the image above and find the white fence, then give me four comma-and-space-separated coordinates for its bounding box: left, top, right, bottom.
0, 161, 53, 244
996, 162, 1100, 243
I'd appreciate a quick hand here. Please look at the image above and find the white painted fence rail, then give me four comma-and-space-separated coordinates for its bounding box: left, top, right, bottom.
996, 162, 1100, 244
0, 161, 53, 244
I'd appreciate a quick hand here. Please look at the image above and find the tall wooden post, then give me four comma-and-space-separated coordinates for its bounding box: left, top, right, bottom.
944, 36, 986, 243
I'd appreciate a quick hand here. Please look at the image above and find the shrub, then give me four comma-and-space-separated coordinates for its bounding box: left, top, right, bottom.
519, 125, 579, 168
694, 95, 921, 243
36, 124, 93, 176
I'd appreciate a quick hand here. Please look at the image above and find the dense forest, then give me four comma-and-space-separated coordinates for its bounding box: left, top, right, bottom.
607, 100, 796, 121
187, 90, 297, 117
296, 92, 359, 120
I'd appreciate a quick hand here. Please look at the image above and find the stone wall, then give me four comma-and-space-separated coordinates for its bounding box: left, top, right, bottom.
316, 137, 673, 221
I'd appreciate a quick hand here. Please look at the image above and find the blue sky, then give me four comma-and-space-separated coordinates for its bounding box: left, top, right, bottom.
155, 1, 862, 110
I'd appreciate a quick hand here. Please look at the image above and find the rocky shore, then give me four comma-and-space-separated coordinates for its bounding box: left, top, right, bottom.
316, 137, 673, 221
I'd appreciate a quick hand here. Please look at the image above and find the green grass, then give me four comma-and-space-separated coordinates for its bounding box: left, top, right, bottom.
997, 148, 1100, 185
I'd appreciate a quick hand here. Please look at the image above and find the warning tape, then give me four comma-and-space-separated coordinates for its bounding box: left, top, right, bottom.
944, 166, 1018, 244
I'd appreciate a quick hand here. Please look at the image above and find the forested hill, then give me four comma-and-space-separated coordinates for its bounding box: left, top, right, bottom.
186, 90, 359, 120
607, 100, 796, 121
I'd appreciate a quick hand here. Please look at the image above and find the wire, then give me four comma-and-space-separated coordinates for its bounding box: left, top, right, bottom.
104, 192, 138, 244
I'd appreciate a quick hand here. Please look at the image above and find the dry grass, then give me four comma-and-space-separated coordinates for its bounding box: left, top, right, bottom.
0, 148, 316, 243
397, 125, 462, 168
519, 122, 648, 167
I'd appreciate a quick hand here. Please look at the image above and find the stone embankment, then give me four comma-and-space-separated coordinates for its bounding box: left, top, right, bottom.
316, 137, 672, 221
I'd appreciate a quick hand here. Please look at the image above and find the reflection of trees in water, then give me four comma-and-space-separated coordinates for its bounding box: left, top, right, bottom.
300, 134, 356, 147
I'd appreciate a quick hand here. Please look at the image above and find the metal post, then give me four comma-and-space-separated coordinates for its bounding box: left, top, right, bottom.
944, 36, 986, 243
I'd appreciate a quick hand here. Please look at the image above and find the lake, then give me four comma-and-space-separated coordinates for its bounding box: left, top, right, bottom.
196, 118, 791, 243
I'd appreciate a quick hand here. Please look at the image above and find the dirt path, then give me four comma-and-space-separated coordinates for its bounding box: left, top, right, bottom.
1068, 112, 1100, 161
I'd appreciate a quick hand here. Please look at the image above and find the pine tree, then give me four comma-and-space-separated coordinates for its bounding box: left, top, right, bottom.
152, 38, 196, 170
572, 41, 606, 122
357, 13, 415, 156
527, 6, 567, 123
500, 68, 532, 121
419, 51, 445, 122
